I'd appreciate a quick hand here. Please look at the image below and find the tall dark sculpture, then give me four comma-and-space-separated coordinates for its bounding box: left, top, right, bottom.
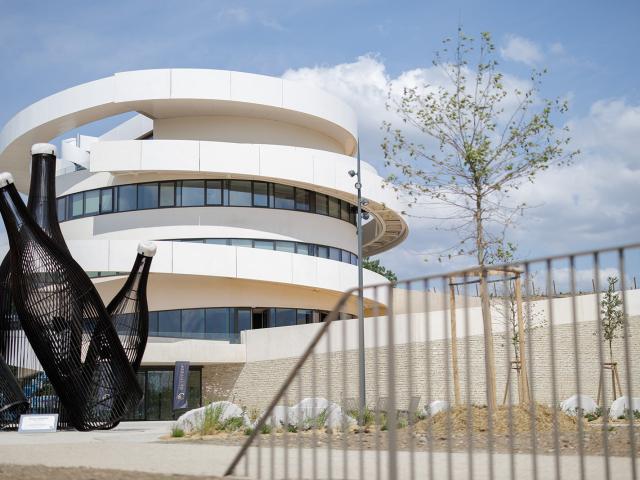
0, 171, 142, 430
0, 143, 70, 425
0, 353, 28, 425
107, 241, 156, 372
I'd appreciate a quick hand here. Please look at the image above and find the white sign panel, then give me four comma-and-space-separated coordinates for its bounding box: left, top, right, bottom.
18, 414, 58, 433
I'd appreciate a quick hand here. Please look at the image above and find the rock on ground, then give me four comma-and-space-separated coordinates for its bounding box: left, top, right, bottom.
265, 397, 356, 429
175, 401, 251, 433
560, 394, 598, 416
424, 400, 449, 416
609, 396, 640, 419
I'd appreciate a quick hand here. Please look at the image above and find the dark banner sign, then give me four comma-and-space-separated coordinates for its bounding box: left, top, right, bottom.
172, 361, 190, 410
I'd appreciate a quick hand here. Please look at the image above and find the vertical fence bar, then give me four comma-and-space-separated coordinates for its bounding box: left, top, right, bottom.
283, 389, 290, 480
298, 371, 303, 480
373, 286, 381, 480
462, 274, 474, 480
311, 347, 317, 480
593, 253, 611, 480
406, 280, 416, 480
524, 263, 539, 480
386, 284, 397, 480
546, 259, 561, 480
441, 276, 453, 480
569, 256, 586, 480
342, 308, 349, 480
327, 321, 333, 480
617, 248, 637, 477
502, 272, 516, 480
424, 278, 434, 480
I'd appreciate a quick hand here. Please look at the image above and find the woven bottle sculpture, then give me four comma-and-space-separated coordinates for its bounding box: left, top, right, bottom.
0, 171, 142, 430
107, 241, 156, 372
0, 144, 68, 424
0, 353, 28, 423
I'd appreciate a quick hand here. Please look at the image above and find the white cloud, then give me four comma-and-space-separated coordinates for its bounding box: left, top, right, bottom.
500, 34, 544, 66
550, 42, 565, 55
282, 56, 640, 280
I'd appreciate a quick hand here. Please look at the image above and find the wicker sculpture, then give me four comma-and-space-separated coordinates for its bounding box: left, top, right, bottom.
0, 171, 142, 430
107, 242, 156, 372
0, 144, 69, 425
0, 353, 28, 425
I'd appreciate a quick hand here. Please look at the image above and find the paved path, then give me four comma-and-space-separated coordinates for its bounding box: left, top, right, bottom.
0, 421, 636, 479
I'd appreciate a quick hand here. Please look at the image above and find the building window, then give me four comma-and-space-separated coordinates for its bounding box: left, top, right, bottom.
100, 188, 113, 213
182, 308, 205, 338
206, 180, 222, 206
227, 180, 252, 207
85, 190, 100, 215
158, 310, 181, 335
159, 182, 175, 207
297, 309, 313, 325
273, 184, 295, 210
58, 179, 358, 227
181, 180, 205, 207
295, 189, 310, 211
275, 308, 296, 327
275, 241, 295, 253
117, 185, 138, 212
253, 182, 269, 207
205, 308, 230, 338
138, 183, 159, 210
230, 239, 252, 247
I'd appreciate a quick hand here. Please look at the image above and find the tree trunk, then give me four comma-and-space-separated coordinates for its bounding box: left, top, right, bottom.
475, 193, 497, 411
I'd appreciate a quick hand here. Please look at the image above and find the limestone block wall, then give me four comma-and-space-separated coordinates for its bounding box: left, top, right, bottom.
202, 316, 640, 412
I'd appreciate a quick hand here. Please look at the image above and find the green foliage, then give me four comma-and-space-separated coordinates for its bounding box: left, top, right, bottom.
585, 407, 603, 422
599, 276, 625, 363
347, 406, 376, 426
198, 404, 246, 435
362, 258, 398, 282
382, 28, 578, 266
260, 423, 273, 434
170, 424, 185, 438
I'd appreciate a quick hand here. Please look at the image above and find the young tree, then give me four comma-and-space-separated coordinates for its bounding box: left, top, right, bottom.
599, 276, 625, 364
362, 257, 398, 282
382, 29, 578, 408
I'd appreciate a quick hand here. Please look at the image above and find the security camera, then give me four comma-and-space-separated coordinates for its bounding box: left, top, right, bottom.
362, 212, 370, 220
348, 170, 356, 177
360, 198, 369, 207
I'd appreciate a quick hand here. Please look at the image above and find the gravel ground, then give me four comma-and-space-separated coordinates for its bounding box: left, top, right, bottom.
0, 464, 223, 480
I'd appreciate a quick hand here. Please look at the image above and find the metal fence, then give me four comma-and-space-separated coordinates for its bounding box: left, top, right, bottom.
224, 243, 640, 479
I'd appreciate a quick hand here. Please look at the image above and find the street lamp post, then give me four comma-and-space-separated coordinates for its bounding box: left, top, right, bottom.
349, 142, 367, 424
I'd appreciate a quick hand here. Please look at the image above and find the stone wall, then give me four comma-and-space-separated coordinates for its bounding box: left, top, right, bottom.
202, 316, 640, 412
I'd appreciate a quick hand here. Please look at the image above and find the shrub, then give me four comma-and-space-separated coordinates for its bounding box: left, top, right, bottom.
170, 424, 185, 438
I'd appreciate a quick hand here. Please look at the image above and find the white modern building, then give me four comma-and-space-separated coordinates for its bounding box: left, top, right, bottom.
0, 69, 408, 420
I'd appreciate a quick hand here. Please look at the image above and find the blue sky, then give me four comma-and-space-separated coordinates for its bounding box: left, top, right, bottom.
0, 0, 638, 282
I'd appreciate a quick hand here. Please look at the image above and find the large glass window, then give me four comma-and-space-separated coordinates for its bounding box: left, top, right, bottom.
206, 180, 222, 206
159, 182, 175, 207
57, 197, 66, 221
85, 190, 100, 215
100, 188, 113, 213
253, 182, 269, 207
275, 241, 295, 253
182, 309, 205, 337
227, 180, 252, 206
315, 193, 328, 215
273, 184, 295, 210
117, 185, 137, 212
297, 309, 313, 325
329, 247, 341, 262
328, 197, 340, 218
138, 183, 159, 210
58, 180, 357, 229
275, 308, 296, 327
237, 309, 252, 333
181, 180, 205, 207
206, 308, 229, 337
230, 239, 252, 248
158, 310, 181, 335
70, 192, 84, 218
295, 189, 310, 211
296, 243, 311, 255
254, 240, 274, 250
205, 239, 228, 245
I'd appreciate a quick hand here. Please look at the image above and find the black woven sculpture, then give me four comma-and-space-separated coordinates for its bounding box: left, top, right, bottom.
107, 242, 156, 372
0, 144, 69, 425
0, 171, 142, 430
0, 353, 28, 425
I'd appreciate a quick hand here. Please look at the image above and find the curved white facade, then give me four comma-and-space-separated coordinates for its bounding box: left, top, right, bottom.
0, 69, 408, 376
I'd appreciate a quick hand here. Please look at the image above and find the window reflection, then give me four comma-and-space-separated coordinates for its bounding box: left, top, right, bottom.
57, 178, 358, 228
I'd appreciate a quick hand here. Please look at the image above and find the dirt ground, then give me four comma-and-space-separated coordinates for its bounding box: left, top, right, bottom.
166, 405, 640, 457
0, 464, 223, 480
